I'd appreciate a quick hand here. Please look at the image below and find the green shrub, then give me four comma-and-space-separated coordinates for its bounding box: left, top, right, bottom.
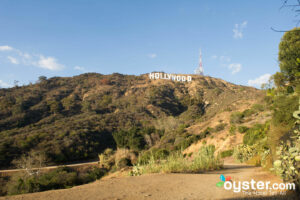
154, 149, 170, 160
238, 126, 249, 133
233, 144, 257, 163
243, 123, 269, 146
6, 167, 106, 195
272, 123, 300, 190
133, 145, 223, 174
272, 95, 298, 127
252, 104, 265, 112
117, 158, 132, 169
220, 149, 233, 158
176, 124, 188, 134
229, 125, 236, 135
213, 123, 227, 132
230, 112, 244, 124
243, 104, 265, 117
242, 109, 256, 117
174, 132, 207, 151
112, 127, 146, 151
138, 148, 170, 165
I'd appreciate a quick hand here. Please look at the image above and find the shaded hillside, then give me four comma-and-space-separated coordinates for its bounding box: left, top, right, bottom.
0, 73, 263, 168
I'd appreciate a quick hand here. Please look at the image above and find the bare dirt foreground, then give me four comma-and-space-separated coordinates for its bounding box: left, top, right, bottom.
1, 159, 298, 200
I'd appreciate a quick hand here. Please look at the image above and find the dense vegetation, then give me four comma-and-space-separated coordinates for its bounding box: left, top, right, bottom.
3, 167, 106, 195
234, 28, 300, 191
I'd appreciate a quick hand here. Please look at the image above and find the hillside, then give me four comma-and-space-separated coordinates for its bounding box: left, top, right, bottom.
0, 73, 263, 169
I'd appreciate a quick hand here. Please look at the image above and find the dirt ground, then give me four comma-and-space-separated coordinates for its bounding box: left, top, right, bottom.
1, 158, 297, 200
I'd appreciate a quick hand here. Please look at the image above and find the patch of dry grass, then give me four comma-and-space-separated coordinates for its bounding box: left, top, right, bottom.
133, 145, 223, 175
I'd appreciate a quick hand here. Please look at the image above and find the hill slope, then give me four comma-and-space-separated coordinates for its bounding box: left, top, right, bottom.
0, 73, 263, 168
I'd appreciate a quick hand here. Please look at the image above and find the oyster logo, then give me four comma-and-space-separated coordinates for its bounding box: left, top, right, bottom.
216, 174, 295, 194
149, 72, 192, 82
216, 174, 231, 187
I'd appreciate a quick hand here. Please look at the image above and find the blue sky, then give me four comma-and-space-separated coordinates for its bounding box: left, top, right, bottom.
0, 0, 298, 88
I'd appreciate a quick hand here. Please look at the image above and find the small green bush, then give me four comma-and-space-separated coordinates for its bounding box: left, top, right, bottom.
117, 158, 132, 169
252, 104, 265, 112
233, 144, 257, 163
213, 123, 227, 132
230, 112, 244, 124
243, 123, 269, 146
112, 127, 146, 151
220, 149, 233, 158
229, 125, 236, 135
238, 126, 249, 133
138, 148, 170, 165
242, 109, 256, 117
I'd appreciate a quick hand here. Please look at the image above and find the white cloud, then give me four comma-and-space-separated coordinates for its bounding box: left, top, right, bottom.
0, 45, 66, 71
233, 21, 247, 39
211, 55, 231, 62
220, 56, 231, 62
0, 80, 12, 88
228, 63, 242, 74
36, 55, 65, 71
20, 52, 31, 59
0, 45, 13, 51
74, 66, 85, 71
7, 56, 19, 64
248, 73, 271, 87
148, 53, 157, 59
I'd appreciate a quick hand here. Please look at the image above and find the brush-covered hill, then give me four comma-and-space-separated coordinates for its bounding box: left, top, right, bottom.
0, 73, 263, 169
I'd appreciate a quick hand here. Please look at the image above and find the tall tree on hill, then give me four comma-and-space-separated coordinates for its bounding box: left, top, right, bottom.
275, 27, 300, 93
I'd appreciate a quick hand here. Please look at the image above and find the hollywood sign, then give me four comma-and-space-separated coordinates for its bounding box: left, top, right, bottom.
149, 72, 192, 82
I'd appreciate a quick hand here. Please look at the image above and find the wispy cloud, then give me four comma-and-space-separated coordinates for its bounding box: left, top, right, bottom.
233, 21, 247, 39
248, 73, 271, 87
147, 53, 157, 59
212, 55, 241, 75
7, 56, 19, 64
0, 80, 12, 88
211, 55, 231, 62
220, 56, 231, 62
0, 45, 13, 51
228, 63, 242, 74
0, 45, 65, 71
74, 66, 85, 71
36, 56, 65, 71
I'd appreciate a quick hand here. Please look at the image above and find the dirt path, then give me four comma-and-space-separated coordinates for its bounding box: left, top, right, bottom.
1, 159, 297, 200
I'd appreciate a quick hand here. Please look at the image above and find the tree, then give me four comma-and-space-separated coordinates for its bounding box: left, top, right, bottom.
278, 27, 300, 89
81, 100, 92, 112
13, 80, 19, 87
47, 100, 63, 114
38, 76, 47, 83
62, 95, 77, 111
272, 72, 286, 88
12, 151, 47, 176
